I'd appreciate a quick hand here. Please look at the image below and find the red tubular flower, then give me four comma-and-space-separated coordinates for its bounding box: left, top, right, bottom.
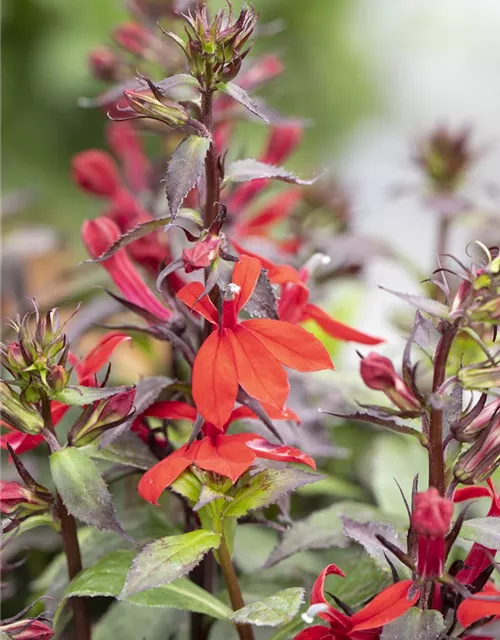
82, 217, 172, 321
1, 332, 130, 455
454, 479, 500, 586
294, 564, 418, 639
106, 121, 150, 194
72, 150, 121, 198
412, 487, 453, 579
360, 352, 420, 411
234, 189, 302, 240
457, 581, 500, 630
137, 401, 312, 504
177, 255, 332, 427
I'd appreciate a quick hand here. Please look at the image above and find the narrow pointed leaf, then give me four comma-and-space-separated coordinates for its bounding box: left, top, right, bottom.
53, 385, 133, 407
223, 159, 317, 187
323, 409, 424, 441
229, 588, 305, 627
120, 530, 221, 598
54, 549, 232, 628
222, 468, 322, 518
381, 608, 445, 640
50, 448, 126, 535
379, 286, 450, 318
217, 82, 270, 123
164, 135, 210, 219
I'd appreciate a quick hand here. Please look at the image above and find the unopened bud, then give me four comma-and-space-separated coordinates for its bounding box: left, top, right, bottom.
182, 236, 221, 273
0, 481, 52, 520
72, 150, 121, 198
0, 382, 43, 435
455, 418, 500, 484
412, 487, 453, 538
360, 352, 420, 411
463, 399, 500, 438
123, 90, 189, 127
0, 618, 54, 640
458, 363, 500, 391
88, 47, 120, 82
113, 22, 150, 56
46, 365, 70, 392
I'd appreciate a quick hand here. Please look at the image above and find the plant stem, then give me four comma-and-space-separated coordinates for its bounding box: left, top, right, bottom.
428, 325, 455, 495
41, 397, 90, 640
201, 89, 220, 228
219, 537, 255, 640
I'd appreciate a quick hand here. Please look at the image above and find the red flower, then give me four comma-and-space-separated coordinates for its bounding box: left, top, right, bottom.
360, 353, 420, 411
457, 581, 500, 631
1, 332, 130, 455
294, 564, 418, 639
82, 217, 172, 321
72, 150, 121, 197
177, 255, 333, 427
137, 401, 312, 504
412, 487, 453, 579
454, 479, 500, 585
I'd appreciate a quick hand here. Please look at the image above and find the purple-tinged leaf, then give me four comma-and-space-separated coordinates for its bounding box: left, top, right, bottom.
120, 530, 221, 598
321, 409, 424, 442
164, 136, 210, 219
78, 73, 197, 109
216, 82, 270, 123
50, 448, 127, 537
54, 385, 133, 407
245, 269, 279, 319
223, 159, 318, 187
99, 376, 174, 447
379, 286, 450, 319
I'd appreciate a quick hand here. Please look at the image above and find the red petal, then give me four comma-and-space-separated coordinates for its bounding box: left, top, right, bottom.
0, 432, 44, 455
72, 149, 121, 198
229, 403, 300, 423
106, 121, 149, 193
227, 326, 289, 409
176, 282, 218, 325
304, 304, 384, 346
138, 444, 194, 504
457, 584, 500, 628
76, 332, 131, 383
453, 485, 492, 503
293, 627, 336, 640
192, 331, 238, 428
240, 189, 301, 236
232, 256, 262, 312
194, 435, 255, 482
82, 217, 171, 321
244, 319, 333, 372
144, 401, 197, 422
51, 402, 69, 424
237, 434, 316, 469
350, 580, 418, 631
262, 123, 303, 166
310, 564, 349, 627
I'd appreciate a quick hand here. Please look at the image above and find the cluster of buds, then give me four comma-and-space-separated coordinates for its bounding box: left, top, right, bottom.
1, 306, 71, 403
359, 352, 421, 413
122, 82, 192, 130
413, 125, 475, 193
171, 2, 258, 88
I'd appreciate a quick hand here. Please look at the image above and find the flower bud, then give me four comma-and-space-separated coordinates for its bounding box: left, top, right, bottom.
412, 488, 453, 538
458, 362, 500, 391
123, 90, 190, 128
0, 382, 43, 435
0, 481, 52, 520
68, 388, 136, 447
113, 22, 150, 56
182, 235, 221, 273
454, 417, 500, 484
360, 352, 420, 411
72, 150, 121, 198
462, 398, 500, 438
88, 46, 120, 82
46, 365, 70, 392
0, 618, 54, 640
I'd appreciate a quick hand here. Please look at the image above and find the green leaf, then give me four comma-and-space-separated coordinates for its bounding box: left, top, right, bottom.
297, 475, 366, 500
54, 385, 132, 406
120, 530, 221, 598
223, 468, 322, 519
460, 517, 500, 549
264, 502, 387, 568
216, 82, 270, 122
93, 602, 177, 640
381, 608, 445, 639
229, 588, 305, 627
83, 432, 156, 470
169, 469, 202, 503
164, 135, 210, 219
50, 447, 126, 536
54, 549, 232, 628
223, 159, 317, 188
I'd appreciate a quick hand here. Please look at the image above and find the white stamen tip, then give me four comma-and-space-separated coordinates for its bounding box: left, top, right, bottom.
304, 253, 331, 276
302, 604, 329, 624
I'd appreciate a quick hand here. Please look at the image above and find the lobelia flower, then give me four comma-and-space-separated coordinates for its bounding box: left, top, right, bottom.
0, 618, 54, 640
454, 479, 500, 586
359, 352, 421, 411
411, 487, 453, 579
137, 400, 311, 505
1, 332, 130, 455
177, 255, 333, 427
457, 581, 500, 637
294, 564, 418, 639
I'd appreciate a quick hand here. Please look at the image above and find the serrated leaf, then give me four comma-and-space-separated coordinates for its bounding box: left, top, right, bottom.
379, 286, 450, 319
381, 608, 445, 640
222, 469, 322, 519
325, 409, 423, 441
341, 517, 409, 575
83, 432, 157, 470
54, 549, 232, 627
223, 159, 317, 187
53, 385, 132, 407
50, 448, 126, 536
99, 376, 173, 447
245, 269, 279, 319
459, 517, 500, 549
217, 82, 270, 122
170, 469, 203, 503
79, 73, 198, 108
164, 135, 210, 219
229, 588, 305, 627
120, 530, 221, 598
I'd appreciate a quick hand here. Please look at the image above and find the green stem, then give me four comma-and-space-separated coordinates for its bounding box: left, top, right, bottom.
218, 537, 255, 640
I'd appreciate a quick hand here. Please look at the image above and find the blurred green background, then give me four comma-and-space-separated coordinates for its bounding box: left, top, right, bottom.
2, 0, 374, 234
